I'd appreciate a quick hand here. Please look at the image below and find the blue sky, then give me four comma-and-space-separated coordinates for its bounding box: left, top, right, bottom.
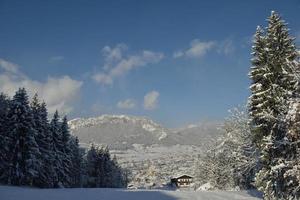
0, 0, 300, 127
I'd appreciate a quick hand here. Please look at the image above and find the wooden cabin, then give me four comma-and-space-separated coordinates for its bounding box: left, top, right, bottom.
171, 175, 193, 187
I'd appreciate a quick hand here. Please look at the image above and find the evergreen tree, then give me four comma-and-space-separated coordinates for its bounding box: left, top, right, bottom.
0, 88, 127, 189
0, 93, 11, 184
31, 95, 54, 187
85, 144, 127, 188
248, 11, 299, 199
69, 136, 82, 187
60, 115, 72, 187
111, 155, 122, 188
86, 143, 98, 187
102, 147, 112, 187
7, 88, 41, 186
110, 154, 128, 188
50, 110, 64, 187
248, 25, 269, 145
284, 60, 300, 199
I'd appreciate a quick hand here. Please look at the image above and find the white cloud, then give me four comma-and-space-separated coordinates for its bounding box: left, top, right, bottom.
92, 44, 164, 85
0, 58, 83, 114
143, 90, 159, 110
173, 51, 184, 58
102, 44, 127, 70
49, 56, 64, 62
92, 73, 113, 85
186, 40, 216, 58
217, 39, 235, 55
174, 40, 216, 58
174, 38, 235, 58
0, 58, 20, 74
117, 99, 136, 109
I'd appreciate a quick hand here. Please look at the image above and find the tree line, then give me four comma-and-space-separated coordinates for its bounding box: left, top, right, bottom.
195, 11, 300, 199
0, 88, 128, 188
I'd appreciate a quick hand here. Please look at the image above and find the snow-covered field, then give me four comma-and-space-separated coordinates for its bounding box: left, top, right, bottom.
0, 186, 262, 200
112, 144, 201, 187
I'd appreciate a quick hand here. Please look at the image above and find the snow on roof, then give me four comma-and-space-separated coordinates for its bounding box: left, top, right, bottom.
171, 174, 193, 179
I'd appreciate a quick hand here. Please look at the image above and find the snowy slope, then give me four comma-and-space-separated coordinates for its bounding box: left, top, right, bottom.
172, 121, 223, 146
0, 186, 262, 200
68, 115, 222, 150
69, 115, 172, 149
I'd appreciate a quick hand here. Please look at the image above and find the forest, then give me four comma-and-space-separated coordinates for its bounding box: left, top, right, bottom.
0, 89, 128, 188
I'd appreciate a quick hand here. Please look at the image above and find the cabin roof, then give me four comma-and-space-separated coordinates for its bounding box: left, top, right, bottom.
171, 174, 193, 179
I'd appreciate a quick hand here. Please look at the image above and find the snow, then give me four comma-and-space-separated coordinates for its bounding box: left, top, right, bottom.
0, 186, 262, 200
197, 182, 213, 191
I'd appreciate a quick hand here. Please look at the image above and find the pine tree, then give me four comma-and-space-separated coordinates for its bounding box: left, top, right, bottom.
50, 110, 64, 187
111, 155, 121, 188
110, 154, 127, 188
60, 115, 72, 187
0, 93, 11, 184
86, 143, 98, 187
248, 11, 299, 199
85, 144, 127, 188
102, 147, 112, 187
279, 60, 300, 198
249, 12, 297, 144
7, 88, 41, 186
95, 146, 105, 187
248, 26, 269, 145
69, 136, 82, 187
31, 95, 54, 187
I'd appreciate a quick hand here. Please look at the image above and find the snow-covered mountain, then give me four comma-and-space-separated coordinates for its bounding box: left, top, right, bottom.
172, 121, 223, 146
69, 115, 173, 149
68, 115, 222, 150
69, 115, 223, 186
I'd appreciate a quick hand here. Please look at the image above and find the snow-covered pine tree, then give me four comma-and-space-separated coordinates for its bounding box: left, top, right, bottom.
7, 88, 41, 186
31, 95, 54, 187
102, 147, 113, 187
0, 93, 11, 184
248, 26, 269, 145
69, 136, 82, 187
40, 101, 56, 188
248, 11, 299, 199
277, 59, 300, 198
95, 146, 105, 187
86, 143, 98, 187
50, 110, 64, 187
195, 107, 258, 190
30, 94, 44, 187
85, 144, 127, 188
60, 115, 73, 187
110, 155, 122, 188
111, 155, 128, 188
224, 107, 259, 189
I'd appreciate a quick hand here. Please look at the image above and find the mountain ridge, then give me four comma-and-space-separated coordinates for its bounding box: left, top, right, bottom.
69, 114, 223, 150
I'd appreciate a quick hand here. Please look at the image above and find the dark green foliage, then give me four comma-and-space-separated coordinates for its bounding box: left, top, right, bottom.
85, 144, 128, 188
60, 115, 73, 187
0, 93, 11, 183
7, 88, 41, 186
248, 11, 300, 199
50, 110, 64, 187
31, 95, 54, 188
69, 136, 82, 187
0, 88, 128, 188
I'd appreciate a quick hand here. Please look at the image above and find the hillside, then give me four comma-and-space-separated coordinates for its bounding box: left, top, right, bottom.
68, 115, 222, 150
